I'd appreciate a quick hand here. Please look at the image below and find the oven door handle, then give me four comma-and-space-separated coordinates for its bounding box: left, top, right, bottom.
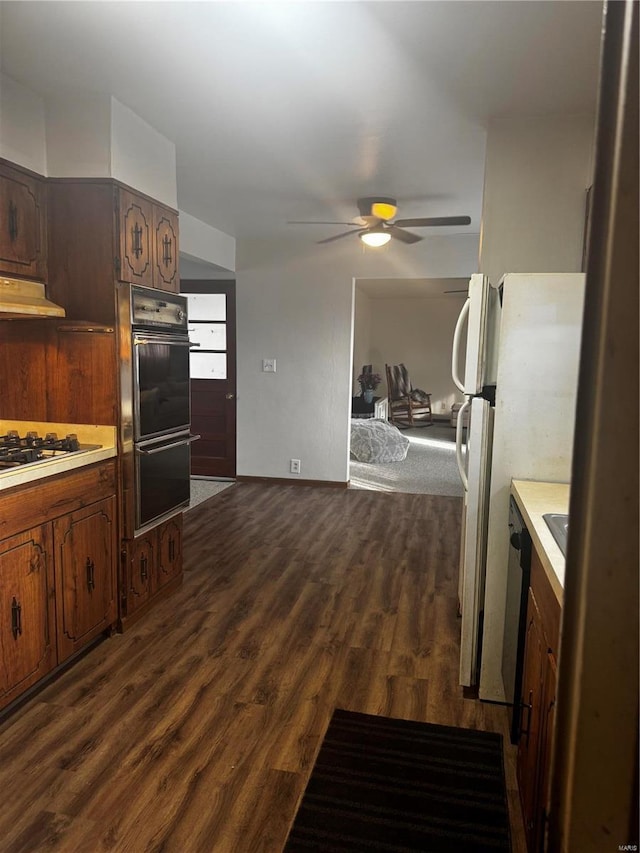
136, 435, 201, 455
134, 336, 195, 347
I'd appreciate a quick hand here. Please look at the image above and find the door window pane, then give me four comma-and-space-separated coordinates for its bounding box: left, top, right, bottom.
190, 351, 227, 379
188, 323, 226, 350
186, 294, 226, 321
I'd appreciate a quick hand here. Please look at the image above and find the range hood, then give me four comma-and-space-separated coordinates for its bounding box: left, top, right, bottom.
0, 277, 66, 318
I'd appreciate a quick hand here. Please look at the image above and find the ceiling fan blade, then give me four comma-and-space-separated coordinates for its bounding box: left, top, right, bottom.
288, 220, 359, 225
445, 289, 468, 294
317, 228, 366, 244
393, 216, 472, 228
387, 225, 422, 244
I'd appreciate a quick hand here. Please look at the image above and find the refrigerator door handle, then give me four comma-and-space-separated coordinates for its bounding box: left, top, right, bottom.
455, 399, 470, 490
452, 298, 470, 392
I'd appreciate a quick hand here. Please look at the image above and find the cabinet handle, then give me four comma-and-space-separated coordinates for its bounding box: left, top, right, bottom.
11, 596, 22, 639
520, 690, 533, 741
140, 554, 148, 581
8, 201, 18, 242
86, 557, 96, 591
168, 537, 175, 562
162, 233, 172, 267
132, 223, 143, 259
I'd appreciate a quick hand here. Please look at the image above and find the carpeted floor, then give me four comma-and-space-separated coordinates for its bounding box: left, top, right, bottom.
349, 421, 465, 497
284, 708, 511, 852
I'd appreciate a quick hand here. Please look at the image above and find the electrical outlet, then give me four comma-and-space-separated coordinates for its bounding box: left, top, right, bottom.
441, 402, 446, 412
262, 358, 276, 373
290, 459, 301, 474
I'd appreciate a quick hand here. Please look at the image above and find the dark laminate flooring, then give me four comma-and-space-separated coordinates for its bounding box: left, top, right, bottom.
0, 483, 526, 852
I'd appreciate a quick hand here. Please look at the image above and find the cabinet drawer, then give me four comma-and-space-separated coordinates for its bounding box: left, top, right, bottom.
0, 461, 117, 542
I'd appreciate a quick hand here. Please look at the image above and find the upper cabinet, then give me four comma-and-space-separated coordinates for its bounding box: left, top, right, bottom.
116, 188, 179, 292
0, 161, 47, 281
152, 206, 179, 292
118, 189, 154, 288
47, 178, 180, 323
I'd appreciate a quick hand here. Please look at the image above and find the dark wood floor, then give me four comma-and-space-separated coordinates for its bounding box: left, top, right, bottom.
0, 483, 526, 852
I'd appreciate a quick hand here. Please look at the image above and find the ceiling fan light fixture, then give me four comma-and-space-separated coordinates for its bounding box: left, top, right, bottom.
360, 230, 391, 248
370, 201, 397, 221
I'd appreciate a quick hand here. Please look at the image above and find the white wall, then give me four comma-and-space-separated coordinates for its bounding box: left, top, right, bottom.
352, 288, 372, 395
0, 73, 47, 173
45, 93, 112, 177
110, 97, 177, 209
179, 211, 236, 273
236, 233, 478, 482
179, 257, 235, 281
368, 295, 467, 415
479, 115, 595, 284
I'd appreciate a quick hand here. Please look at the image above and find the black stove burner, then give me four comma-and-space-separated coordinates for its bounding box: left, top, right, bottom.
0, 431, 89, 469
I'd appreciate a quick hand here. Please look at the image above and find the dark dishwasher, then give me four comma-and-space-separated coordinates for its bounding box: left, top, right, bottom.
502, 496, 532, 744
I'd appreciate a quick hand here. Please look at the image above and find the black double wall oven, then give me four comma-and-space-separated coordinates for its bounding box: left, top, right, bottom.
118, 284, 198, 535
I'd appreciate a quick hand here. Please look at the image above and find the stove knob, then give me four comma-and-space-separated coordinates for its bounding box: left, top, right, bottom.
176, 308, 185, 322
45, 432, 58, 444
66, 434, 80, 451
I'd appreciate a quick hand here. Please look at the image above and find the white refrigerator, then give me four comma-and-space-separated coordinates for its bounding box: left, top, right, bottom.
452, 272, 585, 699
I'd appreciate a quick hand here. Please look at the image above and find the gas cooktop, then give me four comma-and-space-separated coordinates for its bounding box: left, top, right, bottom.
0, 430, 101, 471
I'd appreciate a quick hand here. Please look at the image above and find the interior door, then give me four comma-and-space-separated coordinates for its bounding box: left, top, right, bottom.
182, 280, 236, 478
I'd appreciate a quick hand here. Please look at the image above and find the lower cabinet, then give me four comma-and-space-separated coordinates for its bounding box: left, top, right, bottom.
53, 497, 117, 663
517, 548, 561, 852
121, 513, 183, 625
0, 525, 56, 709
0, 462, 118, 714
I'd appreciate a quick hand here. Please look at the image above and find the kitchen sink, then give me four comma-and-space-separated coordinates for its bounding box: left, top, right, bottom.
543, 513, 569, 556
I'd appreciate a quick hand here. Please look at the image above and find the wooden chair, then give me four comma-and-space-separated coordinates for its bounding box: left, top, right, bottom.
385, 363, 433, 428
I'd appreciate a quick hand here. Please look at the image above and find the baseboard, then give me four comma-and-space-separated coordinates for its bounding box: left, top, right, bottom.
236, 475, 347, 488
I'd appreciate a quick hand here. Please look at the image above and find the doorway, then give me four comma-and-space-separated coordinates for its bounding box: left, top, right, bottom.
181, 279, 237, 478
350, 277, 468, 495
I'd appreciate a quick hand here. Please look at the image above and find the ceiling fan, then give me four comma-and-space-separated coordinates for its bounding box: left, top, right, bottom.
288, 197, 471, 247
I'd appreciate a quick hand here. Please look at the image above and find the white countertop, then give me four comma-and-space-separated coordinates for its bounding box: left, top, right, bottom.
0, 420, 117, 492
511, 479, 570, 605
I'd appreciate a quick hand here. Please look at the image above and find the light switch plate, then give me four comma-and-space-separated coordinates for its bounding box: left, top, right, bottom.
262, 358, 276, 373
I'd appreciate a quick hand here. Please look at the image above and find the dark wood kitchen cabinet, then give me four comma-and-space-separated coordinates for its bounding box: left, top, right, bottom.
0, 160, 47, 281
47, 178, 180, 323
152, 204, 179, 292
118, 188, 154, 288
53, 496, 117, 664
0, 525, 56, 711
122, 529, 155, 618
0, 461, 118, 714
517, 547, 561, 852
117, 187, 179, 292
120, 514, 183, 628
156, 514, 183, 590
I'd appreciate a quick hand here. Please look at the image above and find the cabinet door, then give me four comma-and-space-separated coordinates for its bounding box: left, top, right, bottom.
156, 515, 183, 591
0, 164, 47, 280
153, 206, 179, 292
536, 651, 558, 853
54, 497, 117, 662
517, 589, 546, 850
0, 525, 55, 711
124, 531, 155, 616
117, 188, 154, 287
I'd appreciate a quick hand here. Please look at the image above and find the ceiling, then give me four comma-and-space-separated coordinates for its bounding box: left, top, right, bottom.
0, 1, 603, 245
